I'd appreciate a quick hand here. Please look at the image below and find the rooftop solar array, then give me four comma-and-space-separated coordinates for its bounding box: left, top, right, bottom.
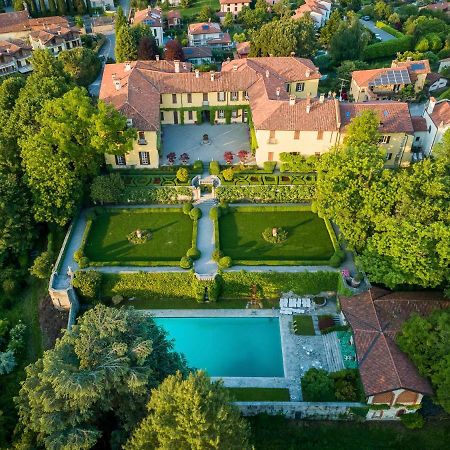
410, 63, 425, 71
368, 69, 411, 87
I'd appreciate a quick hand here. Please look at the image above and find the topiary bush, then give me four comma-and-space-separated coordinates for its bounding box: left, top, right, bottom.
179, 256, 193, 269
186, 247, 201, 260
262, 227, 288, 244
222, 167, 234, 181
209, 160, 220, 175
263, 161, 277, 173
189, 207, 202, 220
73, 270, 103, 300
212, 249, 223, 262
329, 249, 345, 268
209, 206, 220, 220
183, 203, 193, 215
400, 412, 424, 429
218, 256, 232, 269
176, 167, 189, 183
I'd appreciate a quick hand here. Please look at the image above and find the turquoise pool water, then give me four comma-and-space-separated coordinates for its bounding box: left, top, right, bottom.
154, 317, 284, 377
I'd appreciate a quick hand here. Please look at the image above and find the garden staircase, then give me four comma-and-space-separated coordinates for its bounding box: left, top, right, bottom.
322, 332, 345, 373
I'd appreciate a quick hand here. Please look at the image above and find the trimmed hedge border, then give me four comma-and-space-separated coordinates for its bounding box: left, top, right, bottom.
218, 173, 316, 186
118, 186, 193, 204
216, 185, 315, 203
374, 22, 405, 39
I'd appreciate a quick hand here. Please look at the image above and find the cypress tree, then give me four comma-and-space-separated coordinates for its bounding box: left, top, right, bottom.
48, 0, 57, 14
38, 0, 47, 14
57, 0, 67, 14
115, 25, 137, 63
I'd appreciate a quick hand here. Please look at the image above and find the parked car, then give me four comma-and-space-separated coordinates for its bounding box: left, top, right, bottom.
375, 33, 381, 39
362, 16, 371, 21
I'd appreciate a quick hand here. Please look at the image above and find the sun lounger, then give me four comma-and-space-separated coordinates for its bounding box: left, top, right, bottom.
304, 298, 311, 308
288, 298, 296, 308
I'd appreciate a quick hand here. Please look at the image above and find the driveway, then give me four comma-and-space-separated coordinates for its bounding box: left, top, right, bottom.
359, 19, 395, 42
89, 30, 116, 97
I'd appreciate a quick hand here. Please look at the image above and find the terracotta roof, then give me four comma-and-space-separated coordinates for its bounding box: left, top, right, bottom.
430, 99, 450, 127
411, 116, 428, 132
207, 32, 231, 45
29, 26, 80, 45
166, 10, 181, 19
236, 41, 250, 56
28, 16, 68, 30
188, 22, 222, 35
392, 59, 431, 75
426, 72, 446, 85
340, 101, 414, 134
0, 38, 31, 55
341, 289, 450, 397
423, 2, 449, 11
132, 7, 162, 27
0, 10, 29, 34
182, 46, 212, 60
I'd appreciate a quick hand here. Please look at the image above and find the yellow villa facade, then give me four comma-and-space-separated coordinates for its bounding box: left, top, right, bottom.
99, 58, 416, 170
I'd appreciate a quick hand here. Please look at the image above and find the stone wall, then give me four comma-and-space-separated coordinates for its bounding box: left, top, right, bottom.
235, 401, 366, 419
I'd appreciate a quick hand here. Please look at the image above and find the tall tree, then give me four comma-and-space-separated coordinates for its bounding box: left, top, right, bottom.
59, 47, 101, 86
125, 371, 251, 450
319, 10, 342, 48
116, 5, 127, 32
48, 0, 57, 14
56, 0, 66, 14
116, 25, 138, 63
38, 0, 47, 14
137, 36, 158, 60
164, 39, 184, 61
343, 110, 380, 148
15, 305, 187, 449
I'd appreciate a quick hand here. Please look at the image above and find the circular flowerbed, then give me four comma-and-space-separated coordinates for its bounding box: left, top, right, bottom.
262, 227, 288, 244
127, 229, 152, 244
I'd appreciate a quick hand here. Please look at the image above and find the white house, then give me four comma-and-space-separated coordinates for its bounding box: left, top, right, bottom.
420, 97, 450, 155
0, 39, 32, 77
292, 0, 332, 28
187, 22, 232, 49
131, 7, 164, 47
29, 26, 82, 56
219, 0, 251, 16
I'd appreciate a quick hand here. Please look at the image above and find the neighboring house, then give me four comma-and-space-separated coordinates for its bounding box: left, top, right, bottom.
182, 46, 213, 66
0, 10, 68, 40
187, 22, 232, 49
90, 0, 115, 10
219, 0, 251, 16
166, 10, 181, 29
0, 39, 32, 77
420, 97, 450, 155
168, 0, 181, 5
340, 288, 450, 420
438, 57, 450, 73
130, 7, 164, 46
292, 0, 332, 28
235, 41, 250, 59
350, 59, 431, 102
411, 116, 428, 161
426, 72, 448, 92
29, 26, 82, 56
421, 1, 449, 13
99, 56, 415, 169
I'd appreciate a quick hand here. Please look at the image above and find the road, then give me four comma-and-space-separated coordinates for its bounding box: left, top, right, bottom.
89, 30, 115, 97
359, 19, 395, 42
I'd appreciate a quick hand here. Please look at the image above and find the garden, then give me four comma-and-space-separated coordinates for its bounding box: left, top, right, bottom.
80, 207, 197, 267
217, 206, 339, 266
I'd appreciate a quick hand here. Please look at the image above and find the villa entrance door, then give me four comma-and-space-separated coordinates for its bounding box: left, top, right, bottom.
202, 110, 210, 123
173, 111, 179, 124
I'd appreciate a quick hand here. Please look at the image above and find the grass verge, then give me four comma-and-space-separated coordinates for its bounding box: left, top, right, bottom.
293, 315, 316, 336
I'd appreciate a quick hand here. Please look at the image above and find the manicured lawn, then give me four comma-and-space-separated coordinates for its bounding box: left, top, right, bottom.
293, 315, 316, 336
178, 0, 220, 19
84, 208, 193, 265
227, 388, 291, 402
219, 207, 335, 264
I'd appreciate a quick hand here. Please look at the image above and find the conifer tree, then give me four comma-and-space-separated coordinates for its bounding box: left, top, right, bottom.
115, 25, 137, 62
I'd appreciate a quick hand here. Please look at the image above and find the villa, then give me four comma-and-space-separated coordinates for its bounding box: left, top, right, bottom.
341, 288, 450, 420
130, 7, 164, 47
420, 97, 450, 155
292, 0, 332, 28
187, 22, 232, 49
0, 39, 32, 77
29, 26, 82, 56
219, 0, 251, 16
350, 59, 431, 102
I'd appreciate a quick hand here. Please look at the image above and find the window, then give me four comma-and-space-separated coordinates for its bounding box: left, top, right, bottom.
218, 110, 225, 119
270, 130, 276, 139
428, 125, 431, 133
172, 94, 177, 104
139, 151, 150, 165
160, 111, 164, 121
386, 152, 392, 160
138, 131, 146, 144
187, 93, 192, 103
115, 155, 126, 166
296, 82, 305, 92
188, 110, 193, 120
379, 135, 391, 144
243, 108, 248, 122
415, 136, 420, 142
231, 91, 238, 101
294, 130, 300, 140
317, 130, 324, 140
285, 83, 290, 92
203, 93, 208, 102
315, 152, 321, 157
243, 91, 248, 100
217, 91, 225, 102
268, 152, 274, 161
231, 110, 238, 118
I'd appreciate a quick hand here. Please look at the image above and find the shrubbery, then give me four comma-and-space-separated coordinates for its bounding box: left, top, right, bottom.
363, 36, 413, 60
216, 185, 315, 203
218, 256, 232, 269
209, 160, 220, 175
400, 412, 424, 429
176, 167, 189, 183
186, 247, 200, 260
118, 186, 193, 204
189, 207, 202, 220
179, 256, 193, 269
91, 173, 125, 204
73, 270, 103, 300
29, 251, 53, 279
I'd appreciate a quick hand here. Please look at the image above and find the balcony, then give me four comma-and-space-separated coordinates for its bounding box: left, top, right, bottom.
202, 100, 209, 106
138, 138, 147, 145
267, 138, 278, 145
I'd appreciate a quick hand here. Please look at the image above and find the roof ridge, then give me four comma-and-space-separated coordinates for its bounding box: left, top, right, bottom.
381, 333, 403, 390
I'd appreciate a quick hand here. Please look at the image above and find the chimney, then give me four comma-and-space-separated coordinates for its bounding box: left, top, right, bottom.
289, 96, 296, 106
182, 62, 187, 70
427, 97, 436, 114
306, 95, 311, 113
319, 93, 325, 103
406, 56, 412, 61
210, 70, 215, 81
305, 69, 310, 78
276, 87, 280, 98
124, 62, 131, 72
195, 69, 200, 78
174, 59, 180, 73
114, 79, 121, 91
290, 51, 295, 57
155, 54, 160, 61
265, 70, 269, 78
112, 73, 117, 80
269, 53, 273, 57
233, 64, 237, 71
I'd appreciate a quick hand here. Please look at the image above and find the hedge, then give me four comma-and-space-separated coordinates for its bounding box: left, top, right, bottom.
121, 174, 193, 187
375, 22, 405, 39
363, 36, 413, 60
218, 173, 316, 186
118, 186, 193, 204
216, 185, 316, 203
107, 161, 203, 174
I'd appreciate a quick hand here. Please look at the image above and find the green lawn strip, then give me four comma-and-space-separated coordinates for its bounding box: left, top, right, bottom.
84, 208, 193, 265
178, 0, 220, 19
293, 315, 315, 336
219, 207, 335, 263
227, 388, 291, 402
0, 279, 44, 444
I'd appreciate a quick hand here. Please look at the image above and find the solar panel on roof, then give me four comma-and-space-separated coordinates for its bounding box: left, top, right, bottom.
202, 25, 209, 30
345, 111, 351, 118
185, 49, 192, 54
384, 111, 388, 117
369, 69, 411, 87
411, 63, 425, 71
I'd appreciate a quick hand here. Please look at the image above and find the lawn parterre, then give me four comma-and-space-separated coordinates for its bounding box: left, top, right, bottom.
82, 208, 195, 266
218, 206, 337, 265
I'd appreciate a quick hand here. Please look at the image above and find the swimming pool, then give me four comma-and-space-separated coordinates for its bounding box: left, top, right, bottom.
154, 317, 284, 377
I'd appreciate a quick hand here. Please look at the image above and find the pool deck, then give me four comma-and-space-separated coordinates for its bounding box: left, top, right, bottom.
143, 309, 278, 317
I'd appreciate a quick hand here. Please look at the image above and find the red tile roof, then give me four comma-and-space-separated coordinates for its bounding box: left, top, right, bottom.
188, 22, 222, 35
220, 0, 249, 3
29, 26, 80, 45
411, 116, 428, 132
132, 7, 162, 27
430, 99, 450, 127
341, 289, 450, 397
0, 10, 68, 35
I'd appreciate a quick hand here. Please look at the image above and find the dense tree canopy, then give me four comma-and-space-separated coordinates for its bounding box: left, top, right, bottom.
15, 305, 187, 449
397, 309, 450, 413
125, 371, 251, 450
59, 47, 101, 86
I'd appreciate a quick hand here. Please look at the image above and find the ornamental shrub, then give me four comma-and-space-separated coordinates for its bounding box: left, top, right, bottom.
222, 167, 234, 181
212, 249, 223, 261
263, 161, 277, 173
7, 321, 26, 353
73, 270, 103, 300
79, 257, 90, 269
183, 203, 193, 214
29, 251, 53, 280
189, 207, 202, 220
180, 256, 193, 269
193, 160, 203, 172
209, 207, 220, 220
186, 247, 201, 260
218, 256, 232, 269
329, 249, 345, 268
176, 167, 189, 183
0, 350, 16, 375
301, 368, 335, 401
400, 412, 424, 429
209, 160, 220, 175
